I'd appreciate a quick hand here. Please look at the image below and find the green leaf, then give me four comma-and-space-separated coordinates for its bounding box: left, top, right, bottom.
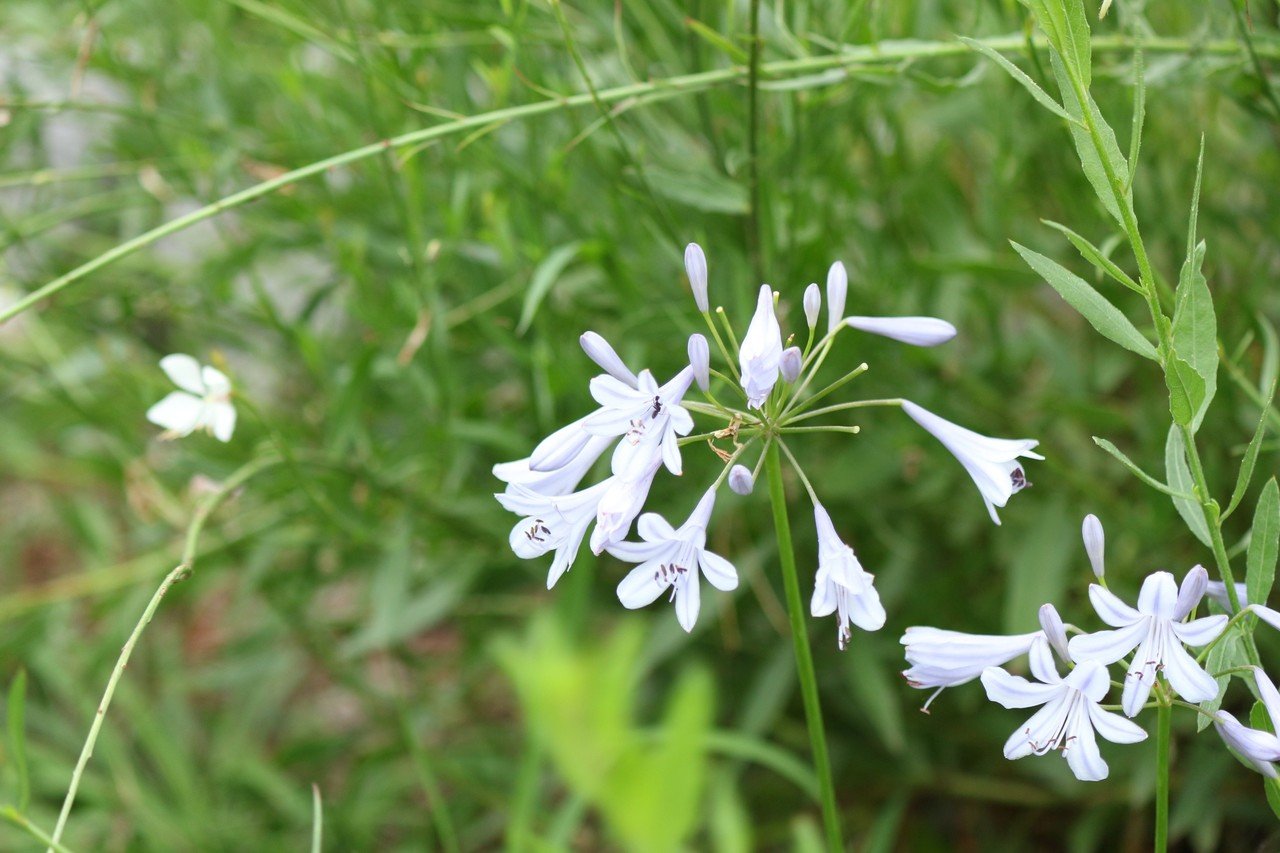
517, 241, 586, 335
1225, 375, 1278, 519
1050, 53, 1130, 226
1261, 314, 1280, 398
1012, 241, 1156, 360
1251, 700, 1280, 819
958, 37, 1073, 121
6, 671, 29, 812
1165, 425, 1212, 547
1092, 436, 1189, 498
1247, 479, 1280, 608
645, 167, 749, 215
1172, 141, 1218, 430
1127, 48, 1145, 193
1165, 354, 1207, 427
1200, 628, 1245, 731
1041, 219, 1142, 293
684, 18, 748, 63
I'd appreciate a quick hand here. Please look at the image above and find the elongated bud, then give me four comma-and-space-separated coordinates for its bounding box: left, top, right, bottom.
688, 333, 710, 392
1174, 564, 1209, 620
580, 331, 639, 388
780, 346, 802, 383
826, 261, 847, 334
842, 316, 957, 347
685, 243, 709, 312
1037, 603, 1071, 664
728, 464, 754, 495
803, 283, 821, 329
1081, 514, 1105, 579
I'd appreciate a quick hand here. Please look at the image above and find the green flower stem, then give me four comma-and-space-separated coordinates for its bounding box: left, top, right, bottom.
763, 442, 843, 852
47, 454, 281, 851
2, 35, 1270, 324
782, 363, 869, 419
702, 311, 741, 382
786, 397, 903, 425
1155, 700, 1172, 853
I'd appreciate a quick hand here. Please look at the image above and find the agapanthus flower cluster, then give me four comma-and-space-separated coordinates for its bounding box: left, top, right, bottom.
494, 243, 1042, 643
903, 513, 1280, 782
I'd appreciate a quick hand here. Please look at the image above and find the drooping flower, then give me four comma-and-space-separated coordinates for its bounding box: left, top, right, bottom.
825, 262, 847, 335
1082, 514, 1105, 579
610, 488, 738, 631
810, 501, 885, 650
146, 354, 236, 442
586, 367, 695, 476
1068, 567, 1227, 717
901, 400, 1042, 525
496, 479, 614, 588
493, 434, 614, 497
981, 643, 1147, 782
685, 243, 709, 312
842, 316, 956, 347
1214, 666, 1280, 778
738, 285, 783, 409
902, 603, 1070, 699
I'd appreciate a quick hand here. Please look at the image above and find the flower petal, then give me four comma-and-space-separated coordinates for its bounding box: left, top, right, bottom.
159, 354, 205, 394
675, 574, 701, 632
842, 315, 957, 347
1068, 619, 1149, 665
1171, 614, 1227, 648
1087, 583, 1141, 628
146, 392, 204, 435
1173, 565, 1209, 620
698, 550, 738, 591
209, 402, 236, 442
1161, 639, 1219, 703
1137, 571, 1178, 619
1064, 714, 1109, 782
201, 365, 231, 396
1088, 703, 1148, 744
981, 666, 1060, 709
1027, 637, 1061, 685
617, 561, 669, 609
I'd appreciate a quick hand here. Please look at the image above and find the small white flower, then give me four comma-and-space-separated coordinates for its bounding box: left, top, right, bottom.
585, 367, 695, 476
1082, 514, 1105, 579
780, 346, 803, 383
610, 488, 738, 631
727, 465, 754, 496
496, 479, 613, 588
901, 603, 1070, 699
739, 285, 783, 409
1068, 567, 1227, 717
981, 644, 1147, 782
803, 283, 821, 329
901, 400, 1043, 525
810, 501, 885, 650
493, 434, 613, 497
580, 331, 638, 388
589, 456, 662, 554
1214, 666, 1280, 778
688, 333, 710, 392
685, 242, 709, 312
842, 316, 956, 347
146, 354, 236, 442
825, 262, 847, 335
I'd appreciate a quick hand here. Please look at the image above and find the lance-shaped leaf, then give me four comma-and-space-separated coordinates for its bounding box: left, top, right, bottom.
1166, 353, 1207, 427
1165, 425, 1212, 547
1225, 375, 1278, 519
959, 37, 1073, 122
1172, 141, 1218, 430
1247, 478, 1280, 609
1050, 52, 1130, 226
1013, 242, 1156, 360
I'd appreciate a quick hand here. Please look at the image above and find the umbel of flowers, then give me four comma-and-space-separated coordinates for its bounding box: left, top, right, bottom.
494, 244, 1042, 645
903, 513, 1280, 782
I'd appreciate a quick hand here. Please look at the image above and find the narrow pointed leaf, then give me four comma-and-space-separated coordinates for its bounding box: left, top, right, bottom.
1042, 220, 1142, 293
1166, 354, 1207, 427
1166, 425, 1212, 546
1226, 374, 1278, 519
517, 241, 586, 335
1092, 436, 1189, 498
1247, 479, 1280, 608
1050, 53, 1130, 226
1012, 242, 1156, 360
1172, 142, 1218, 429
6, 671, 28, 812
959, 37, 1073, 121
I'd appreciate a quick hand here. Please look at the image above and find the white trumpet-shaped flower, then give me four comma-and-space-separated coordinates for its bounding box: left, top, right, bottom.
738, 285, 783, 409
902, 603, 1070, 699
901, 400, 1042, 525
1068, 567, 1227, 717
146, 354, 236, 442
609, 488, 738, 631
981, 643, 1147, 782
842, 316, 956, 347
810, 502, 885, 650
1214, 666, 1280, 777
586, 367, 695, 476
496, 479, 613, 588
590, 456, 662, 555
493, 434, 613, 497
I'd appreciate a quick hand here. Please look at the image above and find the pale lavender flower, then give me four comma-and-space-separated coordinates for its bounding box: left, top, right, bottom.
497, 479, 614, 588
688, 333, 710, 392
780, 346, 803, 383
842, 316, 956, 347
580, 331, 638, 388
811, 501, 884, 650
493, 434, 613, 497
1082, 514, 1105, 579
586, 367, 695, 476
589, 456, 662, 554
738, 285, 783, 409
1214, 666, 1280, 777
826, 262, 847, 335
727, 465, 753, 496
610, 488, 738, 631
803, 283, 821, 329
685, 243, 709, 312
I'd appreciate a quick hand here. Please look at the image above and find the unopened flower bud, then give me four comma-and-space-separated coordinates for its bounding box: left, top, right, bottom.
1038, 603, 1071, 664
780, 346, 802, 383
580, 331, 639, 388
688, 333, 710, 392
826, 261, 847, 334
685, 243, 709, 313
803, 283, 821, 329
842, 316, 957, 347
728, 464, 754, 495
1081, 514, 1105, 579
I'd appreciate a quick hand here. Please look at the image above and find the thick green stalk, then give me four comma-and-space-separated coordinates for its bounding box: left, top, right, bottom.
763, 443, 842, 852
3, 35, 1272, 324
1155, 701, 1171, 852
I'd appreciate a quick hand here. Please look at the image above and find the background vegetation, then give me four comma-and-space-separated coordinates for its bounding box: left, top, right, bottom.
1, 0, 1279, 849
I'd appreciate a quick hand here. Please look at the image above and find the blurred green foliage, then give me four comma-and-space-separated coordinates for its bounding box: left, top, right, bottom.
0, 0, 1278, 849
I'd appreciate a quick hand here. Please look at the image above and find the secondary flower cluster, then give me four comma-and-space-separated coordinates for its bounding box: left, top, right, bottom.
903, 514, 1280, 781
494, 243, 1042, 645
